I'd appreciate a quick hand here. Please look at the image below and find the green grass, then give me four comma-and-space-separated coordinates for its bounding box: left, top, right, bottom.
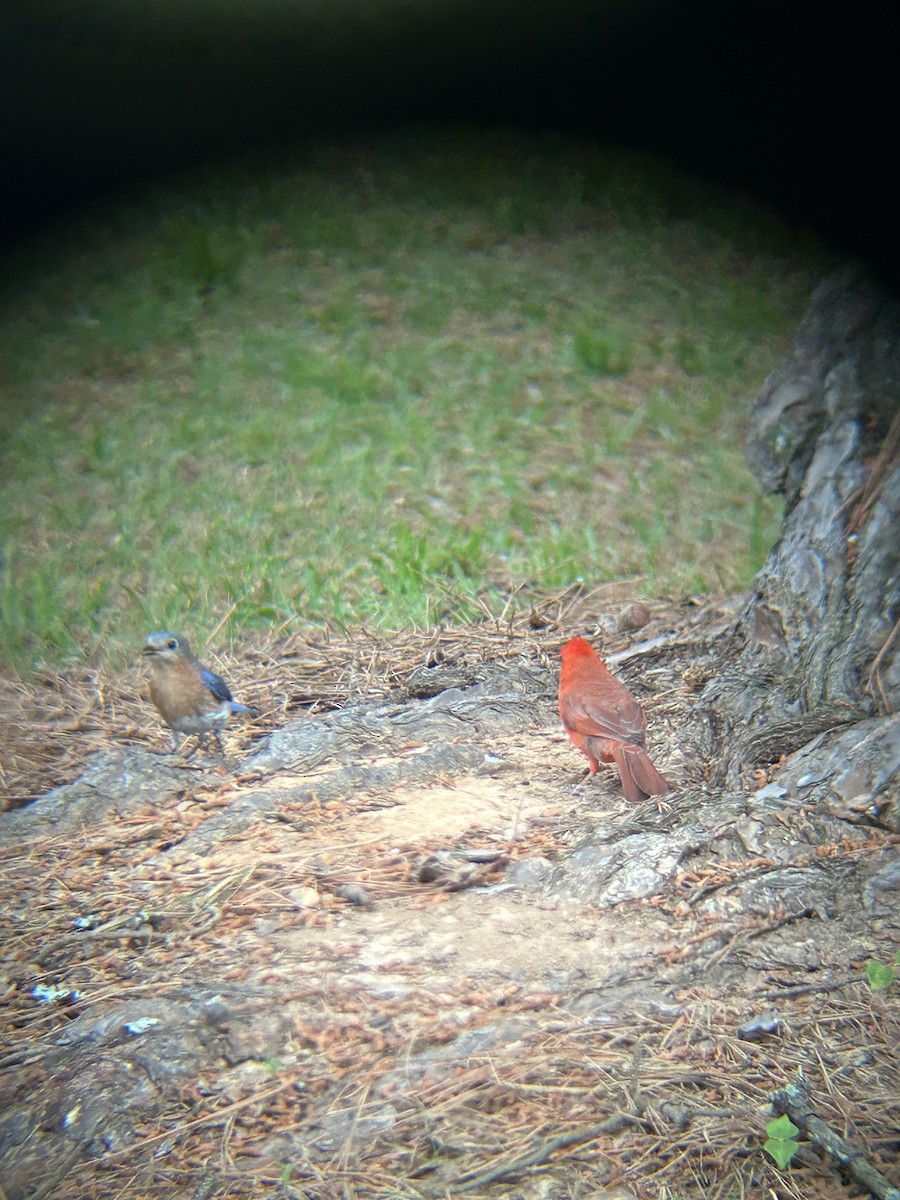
0, 130, 827, 669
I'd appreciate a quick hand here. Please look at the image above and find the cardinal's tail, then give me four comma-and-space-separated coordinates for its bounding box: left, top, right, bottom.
614, 744, 669, 803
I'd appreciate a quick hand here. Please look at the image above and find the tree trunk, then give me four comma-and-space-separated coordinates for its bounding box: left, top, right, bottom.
704, 266, 900, 807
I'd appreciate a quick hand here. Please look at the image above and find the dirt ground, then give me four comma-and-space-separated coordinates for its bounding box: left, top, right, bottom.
1, 593, 898, 1200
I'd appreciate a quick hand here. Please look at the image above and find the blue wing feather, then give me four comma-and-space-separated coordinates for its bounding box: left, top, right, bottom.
200, 667, 234, 704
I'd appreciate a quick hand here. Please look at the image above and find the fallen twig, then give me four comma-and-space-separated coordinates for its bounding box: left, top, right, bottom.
772, 1076, 900, 1200
419, 1114, 637, 1196
607, 631, 678, 665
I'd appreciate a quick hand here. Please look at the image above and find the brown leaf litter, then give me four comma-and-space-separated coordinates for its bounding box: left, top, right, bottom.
1, 585, 898, 1200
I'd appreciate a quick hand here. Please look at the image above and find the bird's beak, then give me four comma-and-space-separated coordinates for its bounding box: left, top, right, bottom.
140, 645, 156, 657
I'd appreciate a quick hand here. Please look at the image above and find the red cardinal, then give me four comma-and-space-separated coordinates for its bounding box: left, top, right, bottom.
558, 636, 668, 803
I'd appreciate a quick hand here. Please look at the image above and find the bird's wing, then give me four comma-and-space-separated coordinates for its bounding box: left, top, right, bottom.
560, 688, 645, 744
200, 667, 234, 704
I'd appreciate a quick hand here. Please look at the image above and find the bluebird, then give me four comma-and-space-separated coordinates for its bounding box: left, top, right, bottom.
141, 630, 255, 753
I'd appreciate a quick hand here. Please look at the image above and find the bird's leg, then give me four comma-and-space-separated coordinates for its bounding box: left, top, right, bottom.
206, 730, 234, 769
181, 736, 201, 760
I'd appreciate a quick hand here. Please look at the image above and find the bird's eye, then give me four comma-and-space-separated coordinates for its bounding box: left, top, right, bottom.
167, 639, 177, 649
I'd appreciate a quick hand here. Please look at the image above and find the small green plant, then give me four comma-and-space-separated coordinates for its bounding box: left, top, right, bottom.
866, 952, 899, 992
764, 1114, 800, 1169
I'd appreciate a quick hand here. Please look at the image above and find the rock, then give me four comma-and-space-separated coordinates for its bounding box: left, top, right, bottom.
617, 602, 652, 632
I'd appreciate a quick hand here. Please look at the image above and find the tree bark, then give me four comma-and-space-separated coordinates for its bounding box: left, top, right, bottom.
703, 267, 900, 808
